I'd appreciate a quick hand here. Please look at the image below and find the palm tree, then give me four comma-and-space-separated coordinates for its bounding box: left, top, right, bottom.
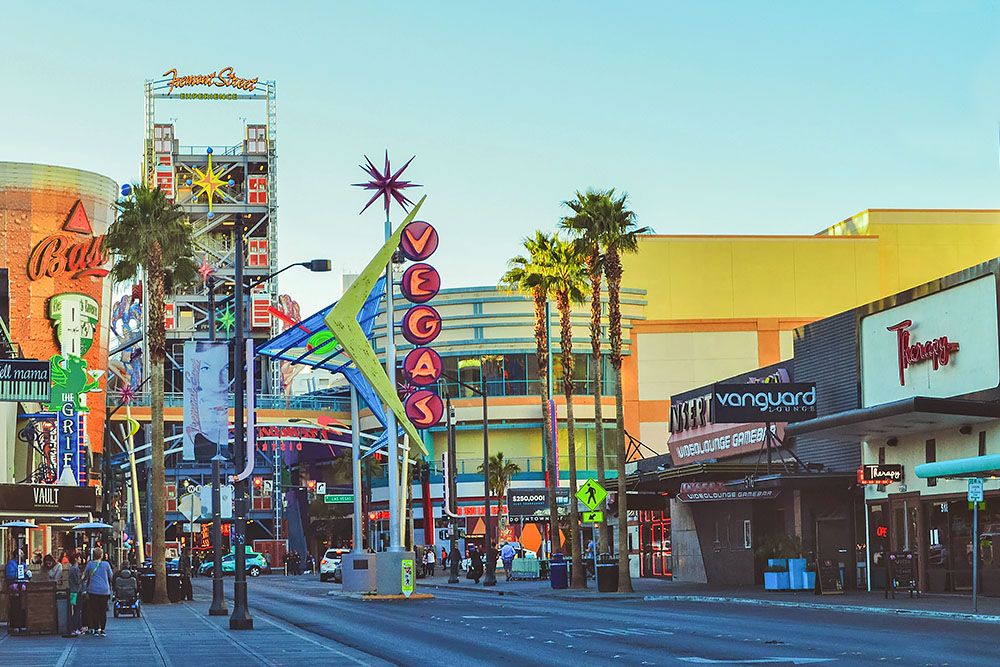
477, 452, 522, 507
601, 189, 649, 593
105, 184, 197, 603
500, 232, 561, 553
560, 189, 611, 554
548, 237, 589, 588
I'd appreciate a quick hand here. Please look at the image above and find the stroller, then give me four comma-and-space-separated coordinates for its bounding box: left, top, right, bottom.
113, 568, 141, 618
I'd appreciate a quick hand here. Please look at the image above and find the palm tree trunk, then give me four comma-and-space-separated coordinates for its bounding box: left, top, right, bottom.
147, 242, 169, 603
533, 290, 559, 556
605, 248, 633, 593
559, 291, 586, 588
587, 249, 609, 554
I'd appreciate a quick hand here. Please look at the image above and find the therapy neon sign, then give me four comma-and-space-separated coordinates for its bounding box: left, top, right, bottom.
887, 319, 959, 386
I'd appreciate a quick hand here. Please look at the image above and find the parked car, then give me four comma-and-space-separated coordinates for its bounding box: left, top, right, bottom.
320, 548, 349, 582
199, 550, 268, 577
332, 561, 342, 583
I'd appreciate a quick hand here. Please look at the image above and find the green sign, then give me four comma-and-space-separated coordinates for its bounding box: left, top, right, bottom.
324, 494, 354, 504
581, 510, 604, 524
401, 558, 415, 598
576, 479, 607, 511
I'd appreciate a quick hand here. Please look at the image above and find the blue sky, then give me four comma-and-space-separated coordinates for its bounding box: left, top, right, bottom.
3, 2, 999, 313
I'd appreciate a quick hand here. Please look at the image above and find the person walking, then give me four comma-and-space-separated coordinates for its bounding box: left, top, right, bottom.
82, 547, 113, 636
468, 546, 484, 584
179, 548, 193, 601
500, 542, 516, 581
441, 546, 448, 569
5, 547, 31, 633
425, 546, 436, 576
67, 553, 84, 637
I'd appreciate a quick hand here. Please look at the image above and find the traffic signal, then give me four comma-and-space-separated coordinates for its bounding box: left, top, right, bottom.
306, 479, 317, 494
252, 476, 264, 491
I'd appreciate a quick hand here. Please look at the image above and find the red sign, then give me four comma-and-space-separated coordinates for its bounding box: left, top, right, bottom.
368, 510, 390, 521
403, 347, 442, 386
401, 305, 442, 346
27, 201, 108, 281
401, 263, 441, 304
876, 525, 888, 538
400, 221, 439, 261
405, 389, 443, 428
887, 319, 959, 386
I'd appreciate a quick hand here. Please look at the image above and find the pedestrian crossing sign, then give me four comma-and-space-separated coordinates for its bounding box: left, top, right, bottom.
577, 479, 607, 511
582, 511, 604, 524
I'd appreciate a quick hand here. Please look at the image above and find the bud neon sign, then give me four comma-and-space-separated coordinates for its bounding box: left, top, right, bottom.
887, 319, 959, 386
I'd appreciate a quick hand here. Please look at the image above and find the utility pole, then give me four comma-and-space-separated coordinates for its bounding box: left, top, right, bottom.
206, 274, 227, 617
447, 396, 460, 584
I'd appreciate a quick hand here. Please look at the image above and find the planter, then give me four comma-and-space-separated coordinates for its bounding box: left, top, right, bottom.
768, 558, 788, 569
802, 571, 816, 590
787, 558, 807, 590
764, 571, 782, 590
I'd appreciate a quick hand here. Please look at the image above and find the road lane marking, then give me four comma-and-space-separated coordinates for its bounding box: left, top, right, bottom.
555, 628, 675, 638
461, 614, 545, 619
678, 658, 834, 665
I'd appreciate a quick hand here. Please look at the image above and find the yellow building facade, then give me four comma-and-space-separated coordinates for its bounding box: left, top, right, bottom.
623, 209, 1000, 456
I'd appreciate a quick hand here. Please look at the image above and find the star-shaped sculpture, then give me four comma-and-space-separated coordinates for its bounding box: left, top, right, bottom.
191, 150, 228, 218
352, 151, 420, 216
198, 254, 216, 285
216, 306, 236, 335
117, 384, 136, 406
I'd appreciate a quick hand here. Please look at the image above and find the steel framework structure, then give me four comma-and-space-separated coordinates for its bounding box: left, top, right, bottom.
142, 76, 281, 393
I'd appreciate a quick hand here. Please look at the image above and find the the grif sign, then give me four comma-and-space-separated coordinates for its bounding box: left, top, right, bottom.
712, 382, 817, 423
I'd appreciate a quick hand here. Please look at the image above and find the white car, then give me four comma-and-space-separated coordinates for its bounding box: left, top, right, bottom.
320, 548, 349, 582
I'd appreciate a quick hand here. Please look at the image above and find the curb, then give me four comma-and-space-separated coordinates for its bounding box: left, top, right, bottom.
641, 594, 1000, 624
424, 583, 519, 596
327, 590, 435, 601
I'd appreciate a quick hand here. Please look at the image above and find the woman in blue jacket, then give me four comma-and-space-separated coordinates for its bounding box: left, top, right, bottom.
82, 547, 114, 636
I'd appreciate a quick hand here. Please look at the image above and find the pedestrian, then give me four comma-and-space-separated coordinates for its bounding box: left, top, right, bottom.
441, 546, 448, 569
179, 547, 193, 601
42, 553, 63, 583
5, 547, 31, 633
67, 553, 84, 637
82, 547, 114, 636
468, 546, 483, 584
282, 550, 289, 575
425, 546, 436, 576
500, 541, 516, 581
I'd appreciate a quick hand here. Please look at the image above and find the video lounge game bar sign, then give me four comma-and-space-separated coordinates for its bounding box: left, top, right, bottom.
712, 382, 817, 423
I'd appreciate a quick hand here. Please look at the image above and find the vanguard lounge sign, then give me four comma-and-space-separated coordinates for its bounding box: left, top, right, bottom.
712, 382, 817, 423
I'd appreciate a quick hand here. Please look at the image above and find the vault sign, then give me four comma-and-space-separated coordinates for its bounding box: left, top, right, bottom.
576, 479, 608, 511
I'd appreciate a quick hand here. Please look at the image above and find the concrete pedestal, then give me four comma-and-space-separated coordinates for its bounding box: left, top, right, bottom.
342, 553, 377, 593
376, 551, 415, 596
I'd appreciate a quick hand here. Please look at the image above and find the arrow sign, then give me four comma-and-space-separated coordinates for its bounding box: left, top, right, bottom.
576, 479, 608, 511
581, 511, 604, 524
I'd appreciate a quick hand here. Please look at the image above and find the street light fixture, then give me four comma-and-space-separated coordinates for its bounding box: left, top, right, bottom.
205, 249, 331, 630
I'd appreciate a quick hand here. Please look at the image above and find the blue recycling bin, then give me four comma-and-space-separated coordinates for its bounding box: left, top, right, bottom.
549, 554, 568, 590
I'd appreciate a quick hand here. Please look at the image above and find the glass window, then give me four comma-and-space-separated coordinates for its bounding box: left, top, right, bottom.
503, 354, 527, 396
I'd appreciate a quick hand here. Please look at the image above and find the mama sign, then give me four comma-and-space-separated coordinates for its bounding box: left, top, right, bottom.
712, 382, 817, 423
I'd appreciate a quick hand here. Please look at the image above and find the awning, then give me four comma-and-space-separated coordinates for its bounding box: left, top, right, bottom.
784, 397, 1000, 441
915, 454, 1000, 479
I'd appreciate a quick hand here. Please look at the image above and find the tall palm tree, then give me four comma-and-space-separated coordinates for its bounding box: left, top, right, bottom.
500, 232, 561, 553
560, 189, 611, 554
601, 189, 649, 593
549, 237, 589, 588
105, 184, 197, 603
477, 452, 522, 507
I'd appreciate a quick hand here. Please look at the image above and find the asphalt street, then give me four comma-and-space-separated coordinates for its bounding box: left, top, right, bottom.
193, 574, 997, 666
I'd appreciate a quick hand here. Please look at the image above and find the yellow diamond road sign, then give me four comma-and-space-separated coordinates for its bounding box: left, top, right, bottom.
577, 479, 607, 511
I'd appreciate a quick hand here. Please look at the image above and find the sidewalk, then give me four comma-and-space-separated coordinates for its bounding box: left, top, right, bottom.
419, 570, 1000, 622
0, 598, 379, 667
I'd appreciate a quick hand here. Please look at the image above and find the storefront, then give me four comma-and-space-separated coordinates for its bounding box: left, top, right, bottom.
0, 483, 98, 559
788, 259, 1000, 594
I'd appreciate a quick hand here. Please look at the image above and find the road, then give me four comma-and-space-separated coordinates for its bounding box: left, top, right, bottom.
194, 575, 992, 665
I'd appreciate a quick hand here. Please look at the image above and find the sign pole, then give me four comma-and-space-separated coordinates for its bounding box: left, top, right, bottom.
973, 498, 979, 613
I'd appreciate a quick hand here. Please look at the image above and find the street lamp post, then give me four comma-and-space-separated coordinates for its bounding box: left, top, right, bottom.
222, 252, 331, 630
446, 395, 459, 584
206, 274, 227, 617
440, 364, 496, 586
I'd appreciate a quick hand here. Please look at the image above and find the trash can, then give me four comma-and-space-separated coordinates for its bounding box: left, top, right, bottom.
166, 574, 182, 603
140, 574, 155, 603
56, 591, 69, 635
596, 555, 619, 593
549, 554, 568, 590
